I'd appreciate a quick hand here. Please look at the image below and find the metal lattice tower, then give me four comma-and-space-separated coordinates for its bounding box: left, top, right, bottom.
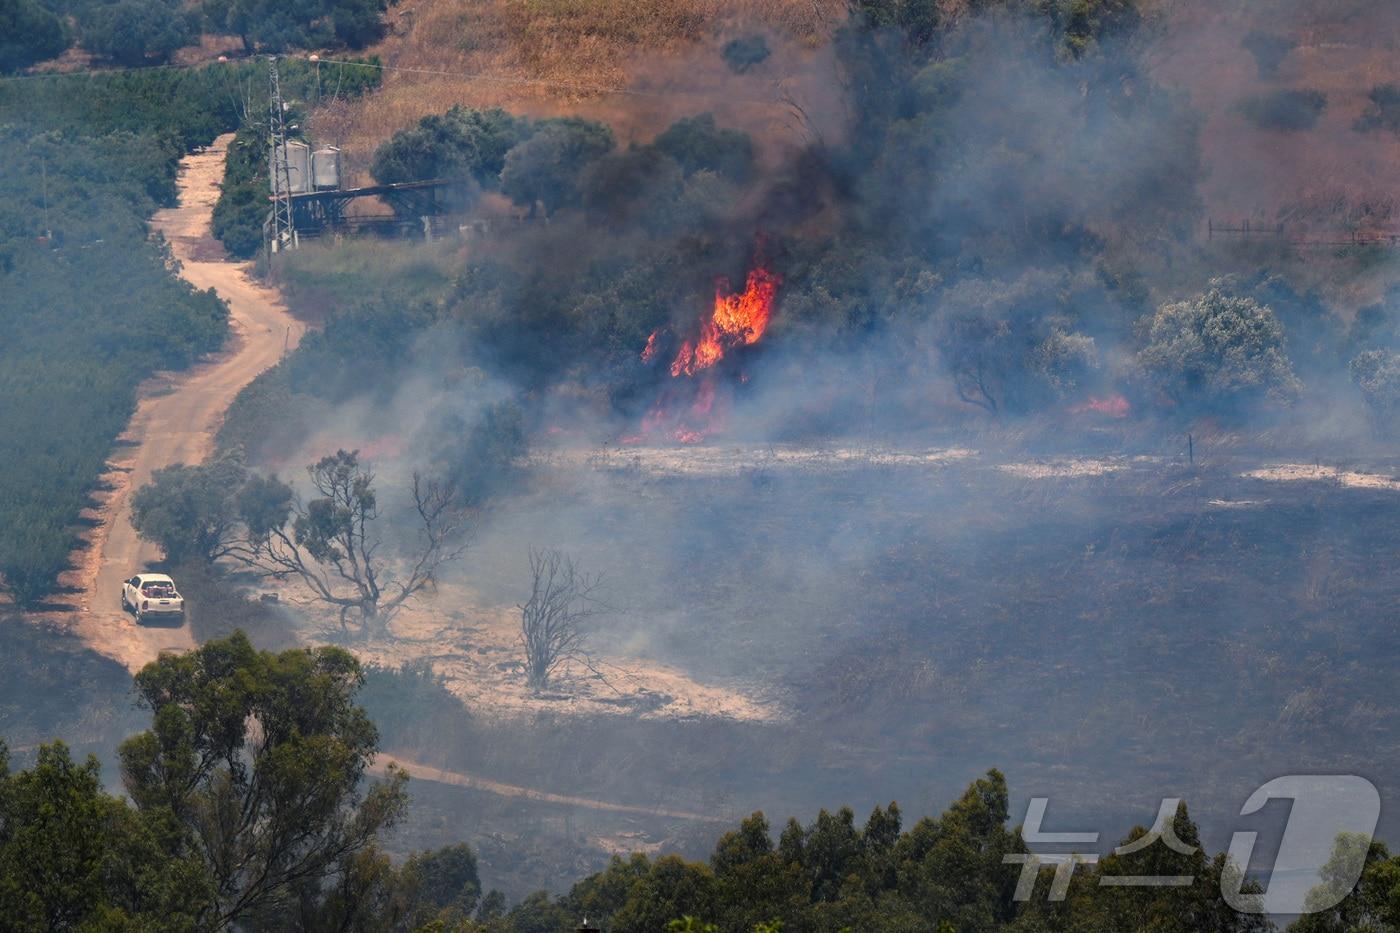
267, 56, 297, 253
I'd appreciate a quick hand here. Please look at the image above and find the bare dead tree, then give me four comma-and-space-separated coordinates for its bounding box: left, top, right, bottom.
236, 451, 468, 638
519, 548, 602, 693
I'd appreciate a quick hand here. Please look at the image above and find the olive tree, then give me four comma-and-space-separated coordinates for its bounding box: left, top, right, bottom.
129, 452, 247, 565
500, 117, 614, 217
1138, 284, 1300, 410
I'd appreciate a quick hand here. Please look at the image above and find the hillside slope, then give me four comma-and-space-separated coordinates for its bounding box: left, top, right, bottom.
310, 0, 846, 183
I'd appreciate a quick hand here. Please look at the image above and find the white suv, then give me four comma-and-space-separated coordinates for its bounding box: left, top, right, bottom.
121, 573, 185, 623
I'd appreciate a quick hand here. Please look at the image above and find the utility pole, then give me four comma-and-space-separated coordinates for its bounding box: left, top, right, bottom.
267, 55, 297, 256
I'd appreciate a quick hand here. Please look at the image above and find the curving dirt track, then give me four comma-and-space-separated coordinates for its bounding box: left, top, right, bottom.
60, 134, 304, 673
369, 754, 725, 823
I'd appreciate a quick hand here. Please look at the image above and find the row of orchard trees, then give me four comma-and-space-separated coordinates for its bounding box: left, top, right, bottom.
0, 62, 378, 610
5, 630, 1400, 930
2, 0, 387, 73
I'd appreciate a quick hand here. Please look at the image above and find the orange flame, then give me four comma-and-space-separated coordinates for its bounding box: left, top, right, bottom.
669, 267, 780, 377
633, 255, 778, 444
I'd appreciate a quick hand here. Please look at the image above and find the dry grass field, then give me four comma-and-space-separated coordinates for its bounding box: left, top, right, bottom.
310, 0, 848, 184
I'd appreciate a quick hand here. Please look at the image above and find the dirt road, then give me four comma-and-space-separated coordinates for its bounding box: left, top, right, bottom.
370, 754, 725, 823
64, 134, 303, 672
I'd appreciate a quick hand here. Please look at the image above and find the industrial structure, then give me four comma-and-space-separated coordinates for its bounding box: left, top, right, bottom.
263, 58, 457, 248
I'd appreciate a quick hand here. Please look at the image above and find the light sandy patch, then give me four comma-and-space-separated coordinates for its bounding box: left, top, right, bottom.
997, 457, 1133, 480
1243, 464, 1400, 491
351, 582, 781, 724
535, 443, 978, 477
1208, 498, 1268, 509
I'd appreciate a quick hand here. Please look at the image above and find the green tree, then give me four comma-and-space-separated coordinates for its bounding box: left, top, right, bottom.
1294, 835, 1400, 932
371, 106, 530, 189
652, 114, 755, 182
500, 118, 614, 217
118, 632, 409, 928
80, 0, 195, 66
201, 0, 386, 52
0, 741, 210, 929
1138, 284, 1301, 410
401, 843, 483, 926
1350, 349, 1400, 431
0, 0, 70, 73
130, 453, 248, 564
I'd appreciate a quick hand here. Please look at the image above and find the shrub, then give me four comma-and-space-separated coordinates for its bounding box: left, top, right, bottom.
371, 106, 529, 188
1236, 89, 1327, 132
500, 117, 615, 217
1350, 349, 1400, 431
1354, 84, 1400, 134
721, 34, 771, 73
201, 0, 387, 52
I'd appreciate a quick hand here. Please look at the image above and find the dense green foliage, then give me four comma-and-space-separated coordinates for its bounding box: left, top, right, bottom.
5, 630, 1398, 929
491, 773, 1271, 932
0, 68, 239, 604
77, 0, 198, 66
130, 454, 248, 564
499, 117, 616, 218
1294, 835, 1400, 932
0, 718, 1292, 931
371, 106, 530, 190
201, 0, 387, 51
1138, 283, 1301, 409
0, 0, 69, 73
0, 126, 226, 605
210, 123, 272, 258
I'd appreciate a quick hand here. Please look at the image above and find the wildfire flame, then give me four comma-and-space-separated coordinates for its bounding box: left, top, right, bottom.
632, 258, 780, 444
654, 266, 780, 377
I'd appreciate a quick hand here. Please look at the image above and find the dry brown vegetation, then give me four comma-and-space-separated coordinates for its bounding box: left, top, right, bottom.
1150, 0, 1400, 234
310, 0, 846, 183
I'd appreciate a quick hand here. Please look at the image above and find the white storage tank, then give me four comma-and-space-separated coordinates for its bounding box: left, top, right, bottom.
312, 146, 341, 190
269, 140, 311, 194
